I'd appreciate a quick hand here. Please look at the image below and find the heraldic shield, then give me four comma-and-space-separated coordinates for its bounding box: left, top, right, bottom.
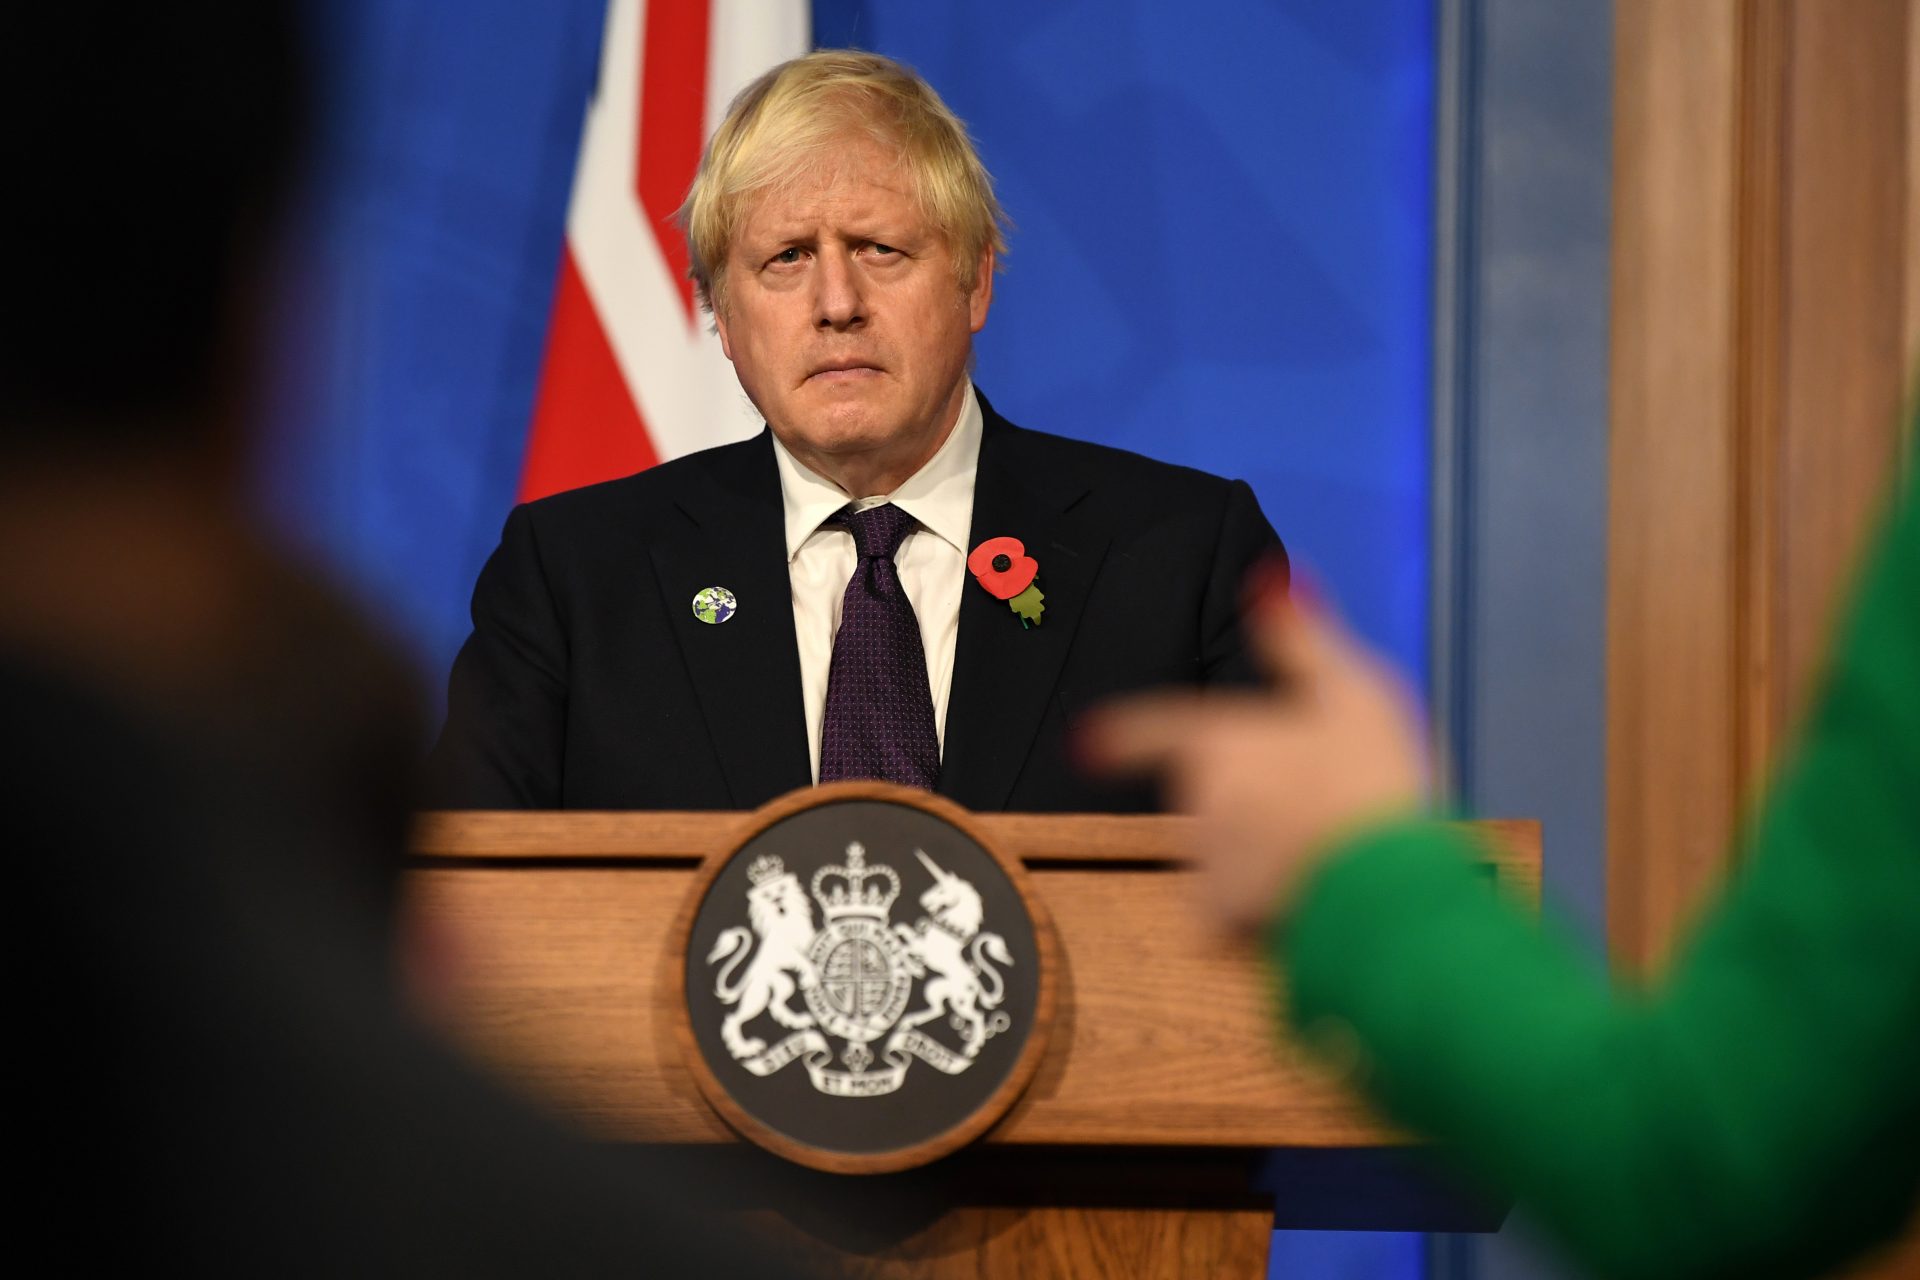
674, 783, 1055, 1173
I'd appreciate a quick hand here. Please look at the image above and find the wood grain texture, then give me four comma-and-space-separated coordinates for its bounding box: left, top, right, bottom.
1778, 0, 1914, 723
1812, 17, 1920, 1280
1734, 0, 1789, 791
408, 815, 1539, 1151
1910, 0, 1920, 389
410, 809, 1221, 862
414, 809, 1540, 874
1609, 0, 1915, 973
1612, 6, 1920, 1269
1609, 0, 1747, 972
741, 1204, 1273, 1280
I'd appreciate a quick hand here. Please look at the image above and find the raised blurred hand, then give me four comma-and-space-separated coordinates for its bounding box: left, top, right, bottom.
1083, 571, 1431, 931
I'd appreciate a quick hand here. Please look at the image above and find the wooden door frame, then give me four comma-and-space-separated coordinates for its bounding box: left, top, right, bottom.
1608, 0, 1918, 971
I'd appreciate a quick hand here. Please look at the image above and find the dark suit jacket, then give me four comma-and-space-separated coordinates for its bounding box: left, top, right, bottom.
427, 398, 1283, 812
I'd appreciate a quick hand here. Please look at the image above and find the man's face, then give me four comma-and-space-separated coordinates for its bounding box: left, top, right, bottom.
714, 136, 993, 494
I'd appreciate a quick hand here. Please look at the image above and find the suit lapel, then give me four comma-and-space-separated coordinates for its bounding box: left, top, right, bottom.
648, 432, 812, 806
939, 412, 1108, 810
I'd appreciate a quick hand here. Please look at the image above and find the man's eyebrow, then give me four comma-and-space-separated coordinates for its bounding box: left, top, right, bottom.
744, 222, 927, 249
738, 226, 813, 249
843, 218, 931, 243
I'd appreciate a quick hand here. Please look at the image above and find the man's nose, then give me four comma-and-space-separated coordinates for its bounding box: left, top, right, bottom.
812, 251, 865, 331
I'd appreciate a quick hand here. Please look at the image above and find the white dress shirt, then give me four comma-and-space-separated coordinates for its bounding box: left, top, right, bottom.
773, 383, 982, 783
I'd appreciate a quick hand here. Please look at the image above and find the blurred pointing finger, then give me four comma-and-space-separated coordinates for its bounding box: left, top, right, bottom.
1076, 696, 1211, 775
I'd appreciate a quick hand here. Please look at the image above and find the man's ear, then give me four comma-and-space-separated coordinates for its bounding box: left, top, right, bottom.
712, 294, 735, 360
967, 245, 994, 334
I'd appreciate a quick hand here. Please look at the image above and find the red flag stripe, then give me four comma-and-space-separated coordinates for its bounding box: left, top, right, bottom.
636, 0, 711, 325
518, 247, 661, 503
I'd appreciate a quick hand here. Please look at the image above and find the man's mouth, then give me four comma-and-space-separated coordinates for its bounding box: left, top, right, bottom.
807, 359, 883, 384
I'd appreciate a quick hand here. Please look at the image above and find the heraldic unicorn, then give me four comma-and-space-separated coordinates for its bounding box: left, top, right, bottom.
706, 843, 1014, 1098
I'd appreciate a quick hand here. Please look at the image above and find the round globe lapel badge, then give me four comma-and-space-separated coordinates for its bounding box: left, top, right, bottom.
673, 782, 1055, 1173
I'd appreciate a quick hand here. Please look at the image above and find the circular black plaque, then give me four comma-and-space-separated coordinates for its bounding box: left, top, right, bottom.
673, 783, 1054, 1173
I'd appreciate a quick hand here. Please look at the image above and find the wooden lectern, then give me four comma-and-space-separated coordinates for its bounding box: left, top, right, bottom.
410, 811, 1539, 1277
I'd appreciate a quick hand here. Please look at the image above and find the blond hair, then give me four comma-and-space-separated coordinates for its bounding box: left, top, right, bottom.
678, 49, 1009, 314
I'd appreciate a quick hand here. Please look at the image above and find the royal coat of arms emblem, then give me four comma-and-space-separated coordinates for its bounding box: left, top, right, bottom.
706, 842, 1014, 1097
677, 785, 1052, 1172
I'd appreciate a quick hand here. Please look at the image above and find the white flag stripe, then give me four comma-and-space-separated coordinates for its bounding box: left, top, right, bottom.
566, 0, 807, 465
707, 0, 810, 142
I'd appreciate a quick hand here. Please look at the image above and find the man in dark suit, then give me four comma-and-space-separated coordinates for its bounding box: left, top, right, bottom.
428, 49, 1282, 813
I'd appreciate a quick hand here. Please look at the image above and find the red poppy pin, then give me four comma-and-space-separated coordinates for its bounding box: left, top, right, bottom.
967, 535, 1045, 628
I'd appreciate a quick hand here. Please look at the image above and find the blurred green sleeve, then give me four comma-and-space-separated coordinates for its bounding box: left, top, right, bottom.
1281, 444, 1920, 1279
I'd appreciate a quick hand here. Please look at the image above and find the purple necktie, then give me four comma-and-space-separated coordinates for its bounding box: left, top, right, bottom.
818, 503, 940, 789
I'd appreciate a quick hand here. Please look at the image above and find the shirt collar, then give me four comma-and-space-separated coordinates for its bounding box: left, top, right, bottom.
772, 382, 982, 561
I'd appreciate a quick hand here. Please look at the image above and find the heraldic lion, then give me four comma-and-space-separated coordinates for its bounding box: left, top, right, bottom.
707, 862, 819, 1059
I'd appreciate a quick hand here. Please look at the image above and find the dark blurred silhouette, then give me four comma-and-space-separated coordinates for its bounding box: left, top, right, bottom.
1, 8, 791, 1274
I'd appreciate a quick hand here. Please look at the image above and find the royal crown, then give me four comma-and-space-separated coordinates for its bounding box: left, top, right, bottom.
745, 853, 803, 911
811, 842, 900, 920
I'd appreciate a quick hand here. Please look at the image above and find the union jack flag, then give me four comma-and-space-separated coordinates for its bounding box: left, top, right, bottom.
519, 0, 808, 502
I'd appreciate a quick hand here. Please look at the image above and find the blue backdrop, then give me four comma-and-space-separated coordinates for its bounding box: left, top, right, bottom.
263, 5, 1435, 1271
